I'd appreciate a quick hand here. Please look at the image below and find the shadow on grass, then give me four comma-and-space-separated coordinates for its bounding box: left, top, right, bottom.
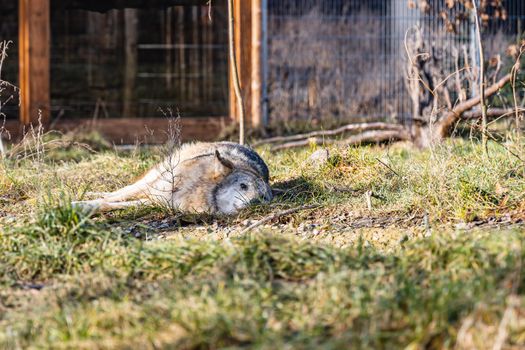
101, 204, 218, 238
272, 175, 327, 204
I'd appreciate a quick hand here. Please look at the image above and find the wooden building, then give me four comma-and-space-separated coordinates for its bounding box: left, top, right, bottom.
1, 0, 266, 143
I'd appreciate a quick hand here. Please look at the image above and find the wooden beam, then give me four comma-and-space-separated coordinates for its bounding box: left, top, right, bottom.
4, 117, 231, 144
19, 0, 50, 127
56, 0, 208, 12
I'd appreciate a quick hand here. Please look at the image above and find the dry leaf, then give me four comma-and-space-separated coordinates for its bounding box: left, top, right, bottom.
495, 182, 508, 196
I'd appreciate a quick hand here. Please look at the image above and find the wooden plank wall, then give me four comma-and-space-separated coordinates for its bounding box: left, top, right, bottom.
19, 0, 50, 127
4, 116, 231, 144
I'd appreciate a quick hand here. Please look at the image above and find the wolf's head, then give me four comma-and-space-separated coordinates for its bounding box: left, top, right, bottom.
212, 150, 273, 215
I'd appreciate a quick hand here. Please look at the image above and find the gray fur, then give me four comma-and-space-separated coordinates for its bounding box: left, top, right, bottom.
214, 142, 270, 182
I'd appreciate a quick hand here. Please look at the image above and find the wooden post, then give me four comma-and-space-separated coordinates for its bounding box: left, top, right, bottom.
229, 0, 252, 126
251, 0, 263, 128
261, 0, 269, 127
19, 0, 50, 127
228, 0, 239, 123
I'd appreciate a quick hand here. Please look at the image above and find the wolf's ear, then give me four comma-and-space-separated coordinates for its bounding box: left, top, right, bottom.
214, 150, 235, 177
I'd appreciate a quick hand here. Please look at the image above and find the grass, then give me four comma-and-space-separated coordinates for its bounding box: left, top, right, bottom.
0, 133, 524, 349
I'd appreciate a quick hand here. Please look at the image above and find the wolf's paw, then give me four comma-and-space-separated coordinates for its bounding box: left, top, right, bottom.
71, 200, 102, 214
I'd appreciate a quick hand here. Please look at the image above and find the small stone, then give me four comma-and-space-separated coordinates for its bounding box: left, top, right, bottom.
3, 215, 17, 223
307, 148, 330, 167
307, 224, 317, 231
455, 222, 469, 230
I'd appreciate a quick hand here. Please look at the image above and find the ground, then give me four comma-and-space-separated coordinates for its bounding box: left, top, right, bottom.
0, 132, 524, 349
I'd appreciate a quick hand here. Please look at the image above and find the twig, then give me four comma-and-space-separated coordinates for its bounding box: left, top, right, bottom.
239, 205, 318, 235
492, 296, 519, 350
486, 130, 525, 163
455, 315, 475, 348
206, 0, 212, 21
227, 0, 245, 145
453, 47, 466, 103
511, 44, 524, 141
364, 191, 372, 211
423, 211, 431, 237
252, 122, 405, 147
376, 158, 400, 177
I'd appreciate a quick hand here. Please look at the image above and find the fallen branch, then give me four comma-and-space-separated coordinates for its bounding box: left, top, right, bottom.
436, 73, 512, 138
462, 107, 525, 120
271, 130, 409, 151
253, 122, 405, 147
239, 204, 318, 235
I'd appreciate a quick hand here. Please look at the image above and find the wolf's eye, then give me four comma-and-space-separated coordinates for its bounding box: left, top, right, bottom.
240, 183, 248, 191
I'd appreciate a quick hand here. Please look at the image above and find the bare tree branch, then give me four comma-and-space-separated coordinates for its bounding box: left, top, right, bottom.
510, 44, 525, 141
462, 108, 525, 120
435, 73, 512, 138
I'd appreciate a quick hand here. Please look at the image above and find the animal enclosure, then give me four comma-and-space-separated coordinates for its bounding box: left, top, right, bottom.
0, 0, 524, 142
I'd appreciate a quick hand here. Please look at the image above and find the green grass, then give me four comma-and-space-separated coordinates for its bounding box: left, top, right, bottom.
0, 134, 524, 349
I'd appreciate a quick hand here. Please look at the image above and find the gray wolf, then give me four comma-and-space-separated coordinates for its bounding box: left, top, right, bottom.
73, 142, 273, 215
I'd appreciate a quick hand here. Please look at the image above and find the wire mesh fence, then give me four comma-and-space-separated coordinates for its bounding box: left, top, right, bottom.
0, 2, 19, 120
266, 0, 525, 127
49, 4, 229, 121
